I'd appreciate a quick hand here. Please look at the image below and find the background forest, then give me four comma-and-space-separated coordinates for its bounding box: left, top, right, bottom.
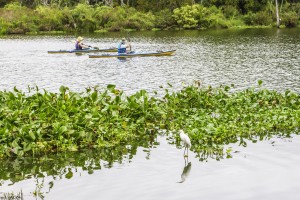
0, 0, 299, 34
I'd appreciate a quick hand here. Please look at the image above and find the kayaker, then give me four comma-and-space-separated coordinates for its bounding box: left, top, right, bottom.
117, 38, 131, 53
75, 36, 90, 50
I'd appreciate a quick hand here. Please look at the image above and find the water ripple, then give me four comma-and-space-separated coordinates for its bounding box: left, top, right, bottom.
1, 29, 300, 95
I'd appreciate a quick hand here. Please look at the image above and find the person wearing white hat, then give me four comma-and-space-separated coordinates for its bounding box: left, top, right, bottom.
117, 38, 131, 53
75, 36, 90, 50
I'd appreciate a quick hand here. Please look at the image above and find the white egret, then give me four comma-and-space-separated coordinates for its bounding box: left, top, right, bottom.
179, 130, 191, 157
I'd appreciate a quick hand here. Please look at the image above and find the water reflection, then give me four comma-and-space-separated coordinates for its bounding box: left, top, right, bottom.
117, 58, 127, 62
0, 133, 160, 195
0, 191, 24, 200
178, 157, 192, 183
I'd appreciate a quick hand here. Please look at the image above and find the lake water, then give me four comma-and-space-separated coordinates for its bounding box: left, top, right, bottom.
0, 28, 300, 94
0, 28, 300, 199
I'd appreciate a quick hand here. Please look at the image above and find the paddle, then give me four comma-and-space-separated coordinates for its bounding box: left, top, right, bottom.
73, 39, 99, 50
83, 44, 99, 49
91, 46, 99, 50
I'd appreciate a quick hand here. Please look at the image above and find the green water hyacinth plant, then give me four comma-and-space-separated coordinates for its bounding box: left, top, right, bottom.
0, 85, 159, 158
0, 81, 299, 160
161, 80, 300, 160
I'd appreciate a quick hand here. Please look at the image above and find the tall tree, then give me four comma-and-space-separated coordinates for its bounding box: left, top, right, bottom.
275, 0, 280, 27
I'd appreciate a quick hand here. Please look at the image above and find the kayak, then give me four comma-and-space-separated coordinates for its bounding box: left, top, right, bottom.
48, 47, 117, 54
88, 50, 176, 58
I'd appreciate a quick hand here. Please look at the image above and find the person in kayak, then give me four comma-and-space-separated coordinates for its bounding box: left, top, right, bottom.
75, 37, 90, 50
117, 38, 131, 53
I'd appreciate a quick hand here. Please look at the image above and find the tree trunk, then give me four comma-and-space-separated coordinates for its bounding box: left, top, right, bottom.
275, 0, 280, 28
104, 0, 113, 7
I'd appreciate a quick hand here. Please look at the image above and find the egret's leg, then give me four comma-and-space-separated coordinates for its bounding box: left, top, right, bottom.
184, 155, 188, 164
184, 147, 189, 157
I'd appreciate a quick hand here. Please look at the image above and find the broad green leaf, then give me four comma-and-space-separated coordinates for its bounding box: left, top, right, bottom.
29, 131, 36, 140
91, 92, 98, 102
107, 84, 116, 91
258, 80, 263, 86
59, 126, 68, 133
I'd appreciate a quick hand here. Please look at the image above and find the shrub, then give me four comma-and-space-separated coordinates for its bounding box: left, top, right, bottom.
125, 12, 155, 30
36, 6, 64, 31
71, 4, 96, 33
206, 13, 229, 28
105, 6, 128, 31
94, 6, 155, 31
154, 9, 176, 29
222, 5, 240, 19
228, 18, 245, 27
198, 6, 228, 29
254, 11, 272, 26
0, 17, 8, 34
93, 6, 114, 29
60, 7, 75, 32
0, 3, 38, 34
173, 4, 199, 29
243, 11, 272, 26
243, 11, 256, 25
4, 2, 25, 10
280, 2, 300, 28
281, 11, 298, 28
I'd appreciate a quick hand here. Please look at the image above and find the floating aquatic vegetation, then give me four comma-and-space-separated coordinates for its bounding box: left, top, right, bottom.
162, 80, 300, 160
0, 81, 299, 162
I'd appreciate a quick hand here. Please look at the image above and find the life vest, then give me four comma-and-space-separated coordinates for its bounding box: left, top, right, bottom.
75, 41, 82, 50
118, 43, 126, 53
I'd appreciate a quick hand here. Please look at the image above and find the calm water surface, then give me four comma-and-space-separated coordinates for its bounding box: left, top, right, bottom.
0, 29, 300, 199
0, 28, 299, 93
1, 135, 300, 200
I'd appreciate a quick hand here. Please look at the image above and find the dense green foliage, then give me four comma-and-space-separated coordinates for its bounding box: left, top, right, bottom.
163, 81, 300, 160
0, 81, 299, 161
0, 1, 299, 34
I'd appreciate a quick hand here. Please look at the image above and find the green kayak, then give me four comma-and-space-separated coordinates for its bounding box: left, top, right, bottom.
88, 50, 176, 58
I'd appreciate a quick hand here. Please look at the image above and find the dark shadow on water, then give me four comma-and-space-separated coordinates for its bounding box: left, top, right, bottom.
118, 57, 128, 62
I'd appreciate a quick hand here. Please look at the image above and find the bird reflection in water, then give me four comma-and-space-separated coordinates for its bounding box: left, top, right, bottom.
178, 157, 192, 183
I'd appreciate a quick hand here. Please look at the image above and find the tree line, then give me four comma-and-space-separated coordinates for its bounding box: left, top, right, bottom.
0, 0, 299, 34
0, 0, 299, 13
